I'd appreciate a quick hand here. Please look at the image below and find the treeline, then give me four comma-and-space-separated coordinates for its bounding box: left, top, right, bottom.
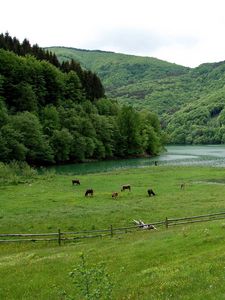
0, 34, 164, 165
0, 33, 105, 101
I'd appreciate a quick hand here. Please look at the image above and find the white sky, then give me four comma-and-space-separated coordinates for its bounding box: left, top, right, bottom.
1, 0, 225, 67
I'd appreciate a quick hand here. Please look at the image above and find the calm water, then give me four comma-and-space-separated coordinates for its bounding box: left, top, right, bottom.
48, 145, 225, 175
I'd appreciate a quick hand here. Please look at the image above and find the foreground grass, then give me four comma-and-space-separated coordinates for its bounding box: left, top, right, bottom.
1, 165, 225, 299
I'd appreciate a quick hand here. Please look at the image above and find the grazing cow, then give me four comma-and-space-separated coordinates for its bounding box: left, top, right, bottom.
147, 188, 156, 197
72, 179, 80, 185
180, 183, 185, 190
85, 189, 94, 197
112, 192, 118, 198
121, 184, 131, 192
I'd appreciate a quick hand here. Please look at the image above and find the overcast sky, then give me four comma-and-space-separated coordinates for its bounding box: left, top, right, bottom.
1, 0, 225, 67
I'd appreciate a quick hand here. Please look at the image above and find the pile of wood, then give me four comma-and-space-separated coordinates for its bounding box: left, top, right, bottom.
133, 220, 157, 230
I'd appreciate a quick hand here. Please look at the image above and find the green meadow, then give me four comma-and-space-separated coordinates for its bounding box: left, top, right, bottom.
1, 165, 225, 299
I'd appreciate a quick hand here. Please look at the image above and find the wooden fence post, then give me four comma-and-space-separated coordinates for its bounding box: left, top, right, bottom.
110, 225, 113, 237
58, 229, 61, 246
165, 217, 169, 229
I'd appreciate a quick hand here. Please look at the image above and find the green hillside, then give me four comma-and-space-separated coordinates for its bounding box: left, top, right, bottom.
48, 47, 225, 144
46, 47, 188, 86
46, 47, 189, 113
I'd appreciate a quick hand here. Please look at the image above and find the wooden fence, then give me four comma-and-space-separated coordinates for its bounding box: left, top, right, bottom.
1, 211, 225, 245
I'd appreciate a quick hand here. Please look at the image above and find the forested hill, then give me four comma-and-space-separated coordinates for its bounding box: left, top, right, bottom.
0, 33, 164, 165
46, 47, 188, 104
48, 47, 225, 144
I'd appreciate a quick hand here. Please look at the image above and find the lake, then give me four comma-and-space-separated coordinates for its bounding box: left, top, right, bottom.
48, 145, 225, 175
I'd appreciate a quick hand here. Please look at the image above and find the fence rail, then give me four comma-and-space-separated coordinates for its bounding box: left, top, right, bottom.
167, 211, 225, 227
1, 211, 225, 245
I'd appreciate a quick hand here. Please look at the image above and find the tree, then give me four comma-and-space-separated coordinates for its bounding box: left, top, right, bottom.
0, 125, 27, 161
140, 111, 162, 155
11, 82, 37, 112
0, 97, 8, 127
92, 115, 115, 157
82, 70, 105, 101
84, 137, 95, 158
40, 61, 64, 106
117, 106, 142, 156
64, 71, 84, 102
10, 112, 53, 164
50, 129, 73, 162
21, 38, 31, 55
81, 118, 96, 138
41, 105, 60, 136
70, 133, 86, 161
95, 98, 119, 116
141, 126, 161, 155
93, 139, 106, 159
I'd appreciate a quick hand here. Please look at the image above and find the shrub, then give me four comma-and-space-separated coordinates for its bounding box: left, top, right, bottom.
69, 253, 113, 300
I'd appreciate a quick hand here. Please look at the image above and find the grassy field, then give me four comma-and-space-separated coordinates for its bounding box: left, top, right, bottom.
1, 165, 225, 299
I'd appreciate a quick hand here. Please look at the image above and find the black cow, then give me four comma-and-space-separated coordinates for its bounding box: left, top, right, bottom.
121, 184, 131, 192
147, 188, 156, 197
72, 179, 80, 185
85, 189, 94, 197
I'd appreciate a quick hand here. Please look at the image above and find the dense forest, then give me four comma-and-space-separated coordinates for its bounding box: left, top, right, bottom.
0, 33, 164, 165
49, 47, 225, 145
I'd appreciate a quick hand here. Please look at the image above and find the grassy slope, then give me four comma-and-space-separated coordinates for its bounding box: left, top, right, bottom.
1, 166, 225, 299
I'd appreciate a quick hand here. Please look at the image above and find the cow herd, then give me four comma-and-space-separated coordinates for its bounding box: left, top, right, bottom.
72, 179, 156, 198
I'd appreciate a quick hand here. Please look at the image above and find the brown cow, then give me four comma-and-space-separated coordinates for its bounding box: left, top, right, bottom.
72, 179, 80, 185
112, 192, 118, 198
121, 184, 131, 192
85, 189, 93, 197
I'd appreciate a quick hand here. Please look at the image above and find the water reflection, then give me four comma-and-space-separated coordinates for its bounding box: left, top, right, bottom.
48, 145, 225, 175
160, 145, 225, 167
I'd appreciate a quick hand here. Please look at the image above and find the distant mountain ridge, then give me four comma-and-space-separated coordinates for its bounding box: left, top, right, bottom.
48, 46, 225, 144
46, 47, 188, 85
46, 47, 189, 114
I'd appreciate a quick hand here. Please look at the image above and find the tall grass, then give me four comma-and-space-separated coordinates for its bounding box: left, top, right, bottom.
0, 161, 37, 185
